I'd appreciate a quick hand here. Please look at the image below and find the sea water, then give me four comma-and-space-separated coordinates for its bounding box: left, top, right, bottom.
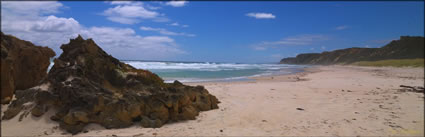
48, 60, 308, 83
123, 61, 307, 83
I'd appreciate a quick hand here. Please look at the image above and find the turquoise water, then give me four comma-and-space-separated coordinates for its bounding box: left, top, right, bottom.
48, 60, 308, 83
123, 61, 307, 83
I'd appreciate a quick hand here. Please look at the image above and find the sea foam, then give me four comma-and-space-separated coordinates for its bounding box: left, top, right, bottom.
48, 60, 307, 83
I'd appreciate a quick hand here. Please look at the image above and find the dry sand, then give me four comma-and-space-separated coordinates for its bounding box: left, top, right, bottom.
1, 65, 424, 136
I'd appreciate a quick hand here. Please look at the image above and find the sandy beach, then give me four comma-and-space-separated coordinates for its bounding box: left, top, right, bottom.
1, 65, 424, 136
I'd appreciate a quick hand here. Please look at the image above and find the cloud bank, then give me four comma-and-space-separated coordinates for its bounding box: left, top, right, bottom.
102, 2, 168, 24
1, 1, 185, 60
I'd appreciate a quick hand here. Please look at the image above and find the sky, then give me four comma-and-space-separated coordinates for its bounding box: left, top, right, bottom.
1, 1, 424, 63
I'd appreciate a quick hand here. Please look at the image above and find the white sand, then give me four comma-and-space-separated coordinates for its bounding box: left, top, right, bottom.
1, 65, 424, 136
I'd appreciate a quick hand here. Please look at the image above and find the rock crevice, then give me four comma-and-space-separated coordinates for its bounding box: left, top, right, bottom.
2, 35, 220, 134
1, 32, 55, 104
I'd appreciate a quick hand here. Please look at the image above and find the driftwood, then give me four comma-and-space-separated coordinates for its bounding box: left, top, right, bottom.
399, 85, 424, 93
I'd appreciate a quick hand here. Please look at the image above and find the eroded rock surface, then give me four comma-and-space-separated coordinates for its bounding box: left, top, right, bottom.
1, 32, 55, 104
2, 35, 219, 134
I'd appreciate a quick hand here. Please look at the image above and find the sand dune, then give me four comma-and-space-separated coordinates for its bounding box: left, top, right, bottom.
1, 65, 424, 136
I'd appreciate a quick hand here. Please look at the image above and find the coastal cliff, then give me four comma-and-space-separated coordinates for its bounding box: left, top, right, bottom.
1, 32, 56, 104
2, 35, 220, 134
280, 36, 424, 65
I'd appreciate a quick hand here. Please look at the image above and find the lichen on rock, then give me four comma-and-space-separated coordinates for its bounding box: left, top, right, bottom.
2, 35, 220, 134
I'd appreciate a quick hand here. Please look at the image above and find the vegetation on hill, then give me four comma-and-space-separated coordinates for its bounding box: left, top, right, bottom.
280, 36, 424, 67
352, 58, 424, 67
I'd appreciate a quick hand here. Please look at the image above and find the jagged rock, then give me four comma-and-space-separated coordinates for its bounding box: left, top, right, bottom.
2, 35, 220, 134
1, 32, 55, 104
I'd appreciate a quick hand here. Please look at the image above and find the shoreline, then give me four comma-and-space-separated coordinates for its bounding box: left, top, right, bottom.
184, 65, 315, 85
2, 65, 424, 136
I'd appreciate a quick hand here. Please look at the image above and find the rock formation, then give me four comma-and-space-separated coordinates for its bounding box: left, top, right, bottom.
1, 32, 56, 104
280, 36, 424, 65
2, 35, 220, 134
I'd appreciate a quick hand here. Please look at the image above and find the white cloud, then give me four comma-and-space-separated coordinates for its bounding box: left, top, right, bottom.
335, 25, 349, 30
165, 1, 188, 7
170, 22, 180, 26
140, 26, 195, 37
168, 22, 189, 28
104, 5, 158, 18
30, 16, 81, 32
252, 34, 329, 50
110, 1, 161, 10
106, 16, 140, 24
1, 1, 185, 60
103, 4, 159, 24
102, 2, 168, 24
80, 27, 185, 59
110, 1, 135, 5
146, 5, 161, 10
321, 46, 326, 50
1, 1, 80, 51
1, 1, 63, 17
246, 12, 276, 19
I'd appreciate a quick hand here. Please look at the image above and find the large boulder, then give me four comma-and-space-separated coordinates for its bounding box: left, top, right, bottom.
1, 32, 55, 104
2, 35, 220, 134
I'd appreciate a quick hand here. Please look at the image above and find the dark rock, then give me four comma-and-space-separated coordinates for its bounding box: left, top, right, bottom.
296, 108, 304, 111
2, 35, 220, 134
179, 105, 199, 120
173, 80, 183, 86
399, 85, 424, 93
1, 32, 55, 104
31, 104, 47, 117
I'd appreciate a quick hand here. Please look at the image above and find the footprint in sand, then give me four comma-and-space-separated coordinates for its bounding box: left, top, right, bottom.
358, 126, 367, 131
133, 133, 144, 137
343, 119, 351, 123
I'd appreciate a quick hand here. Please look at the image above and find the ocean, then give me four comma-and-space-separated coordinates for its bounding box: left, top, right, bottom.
123, 61, 307, 83
48, 60, 308, 83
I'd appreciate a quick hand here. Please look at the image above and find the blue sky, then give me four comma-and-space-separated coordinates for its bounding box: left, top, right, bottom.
1, 1, 424, 63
